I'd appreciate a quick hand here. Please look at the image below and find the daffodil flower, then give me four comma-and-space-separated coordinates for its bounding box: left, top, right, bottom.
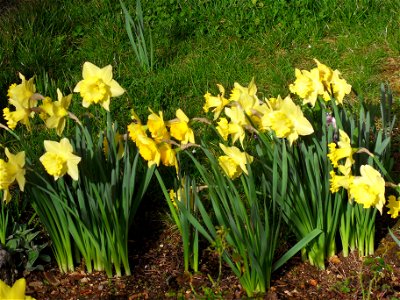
329, 170, 353, 193
327, 129, 356, 169
135, 133, 161, 167
39, 138, 81, 181
289, 68, 327, 107
0, 278, 35, 300
386, 195, 400, 218
349, 165, 385, 214
3, 73, 38, 130
127, 109, 147, 143
73, 62, 125, 111
7, 73, 37, 107
229, 79, 260, 115
40, 89, 72, 136
147, 109, 169, 143
265, 96, 314, 145
203, 84, 230, 120
0, 148, 26, 203
218, 143, 253, 179
159, 142, 178, 172
168, 109, 195, 145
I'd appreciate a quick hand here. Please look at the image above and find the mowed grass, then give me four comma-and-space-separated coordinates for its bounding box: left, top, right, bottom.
0, 0, 399, 149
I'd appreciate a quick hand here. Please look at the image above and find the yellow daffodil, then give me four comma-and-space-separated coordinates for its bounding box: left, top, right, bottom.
229, 79, 260, 115
127, 109, 146, 143
7, 73, 37, 107
0, 148, 26, 203
0, 278, 35, 300
224, 106, 247, 146
40, 89, 72, 136
327, 129, 356, 168
216, 117, 230, 141
349, 165, 385, 213
39, 138, 81, 181
329, 170, 353, 193
203, 84, 230, 120
73, 61, 125, 111
314, 59, 352, 105
218, 143, 253, 179
266, 96, 314, 145
135, 134, 161, 167
159, 142, 178, 173
386, 195, 400, 218
289, 68, 327, 107
330, 69, 352, 105
147, 109, 169, 143
168, 109, 195, 145
0, 159, 13, 203
4, 73, 39, 130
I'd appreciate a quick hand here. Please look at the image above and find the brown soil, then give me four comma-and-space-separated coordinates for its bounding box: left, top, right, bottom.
23, 214, 400, 300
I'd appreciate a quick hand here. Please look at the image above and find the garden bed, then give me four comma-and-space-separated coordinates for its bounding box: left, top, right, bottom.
24, 213, 400, 299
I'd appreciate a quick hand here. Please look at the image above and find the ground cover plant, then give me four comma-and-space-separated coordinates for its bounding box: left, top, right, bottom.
1, 0, 400, 299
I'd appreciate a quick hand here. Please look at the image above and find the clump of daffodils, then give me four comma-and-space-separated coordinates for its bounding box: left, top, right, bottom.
1, 62, 126, 202
328, 129, 393, 215
289, 59, 352, 106
127, 108, 195, 172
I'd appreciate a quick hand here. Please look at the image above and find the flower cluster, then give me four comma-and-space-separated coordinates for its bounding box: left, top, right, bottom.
127, 108, 195, 172
289, 59, 352, 106
328, 130, 391, 215
205, 79, 315, 149
1, 62, 125, 201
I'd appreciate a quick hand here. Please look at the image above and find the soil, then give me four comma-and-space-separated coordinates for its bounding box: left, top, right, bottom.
22, 209, 400, 300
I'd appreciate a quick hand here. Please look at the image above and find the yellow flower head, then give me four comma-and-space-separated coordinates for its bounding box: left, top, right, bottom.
266, 96, 314, 145
289, 68, 327, 107
159, 142, 178, 173
314, 59, 352, 105
349, 165, 385, 214
224, 106, 247, 146
3, 74, 38, 131
216, 117, 229, 141
203, 84, 230, 120
127, 109, 146, 143
327, 129, 356, 168
329, 170, 353, 193
218, 144, 253, 179
0, 149, 26, 203
40, 89, 72, 136
386, 195, 400, 218
229, 79, 259, 115
73, 62, 125, 111
7, 73, 37, 107
0, 278, 35, 300
147, 109, 169, 143
168, 109, 195, 145
135, 134, 161, 167
330, 69, 352, 105
39, 138, 81, 181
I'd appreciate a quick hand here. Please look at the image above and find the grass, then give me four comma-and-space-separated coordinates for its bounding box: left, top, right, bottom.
0, 0, 397, 184
0, 0, 398, 187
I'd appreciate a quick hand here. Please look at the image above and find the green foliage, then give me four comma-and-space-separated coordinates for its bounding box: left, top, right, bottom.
4, 222, 51, 272
28, 115, 155, 276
